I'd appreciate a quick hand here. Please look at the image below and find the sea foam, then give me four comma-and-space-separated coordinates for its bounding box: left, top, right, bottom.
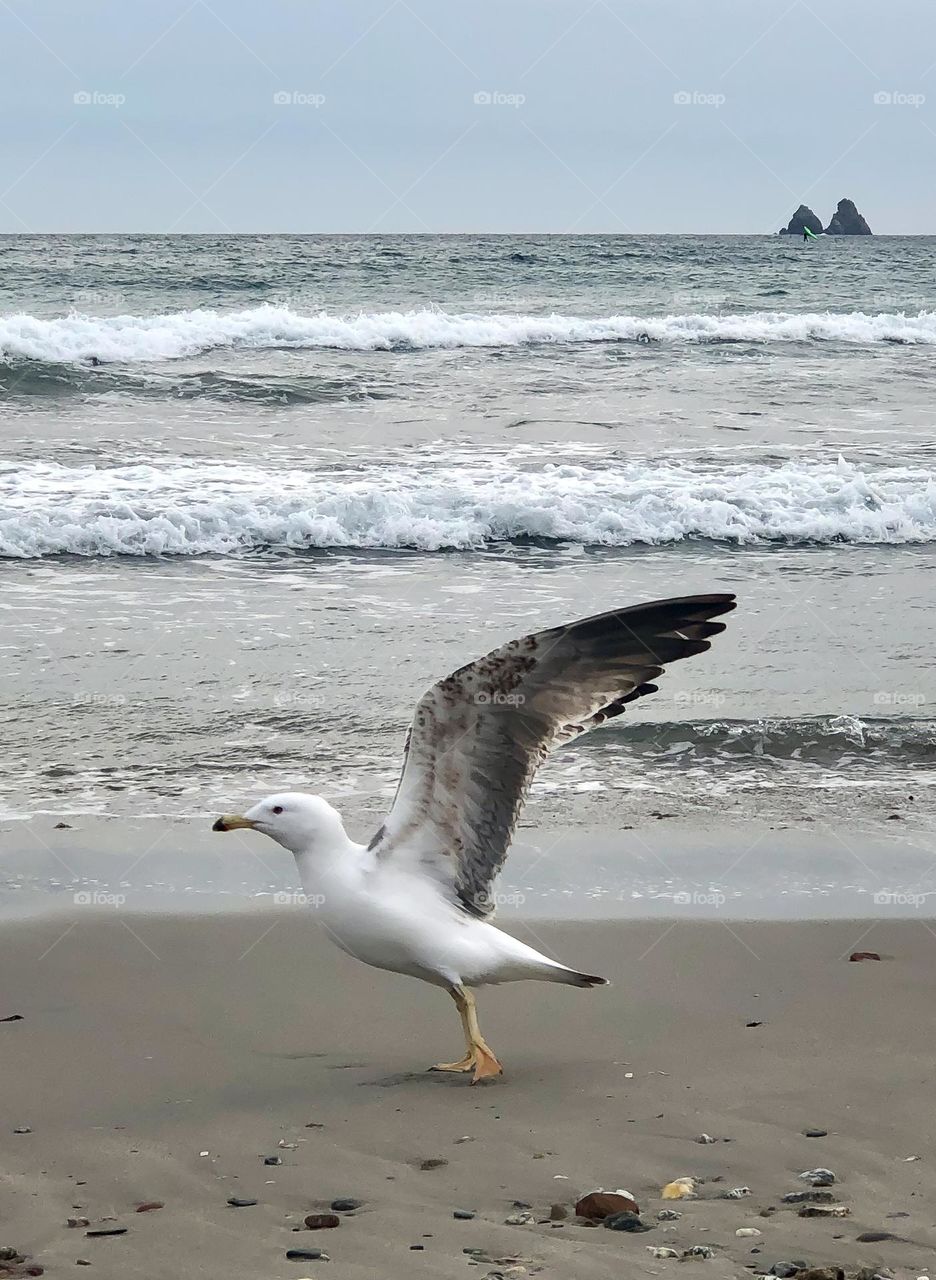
2, 305, 936, 363
3, 456, 936, 557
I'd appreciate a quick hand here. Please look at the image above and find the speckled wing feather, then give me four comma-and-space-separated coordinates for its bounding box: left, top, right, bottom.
369, 594, 736, 917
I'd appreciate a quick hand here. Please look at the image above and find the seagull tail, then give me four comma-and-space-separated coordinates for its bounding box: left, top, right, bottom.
557, 968, 609, 988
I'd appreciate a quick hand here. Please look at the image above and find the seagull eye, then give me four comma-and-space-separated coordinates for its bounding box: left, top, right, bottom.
272, 805, 284, 815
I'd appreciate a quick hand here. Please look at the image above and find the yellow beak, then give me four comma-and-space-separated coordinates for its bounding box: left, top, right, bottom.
212, 814, 256, 832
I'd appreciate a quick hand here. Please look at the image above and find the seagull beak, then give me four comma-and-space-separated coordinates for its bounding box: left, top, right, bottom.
212, 814, 256, 832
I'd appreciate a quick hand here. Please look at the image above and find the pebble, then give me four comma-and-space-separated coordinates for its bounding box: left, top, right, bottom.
722, 1187, 752, 1199
454, 1136, 474, 1144
85, 1227, 128, 1237
736, 1228, 762, 1237
657, 1209, 682, 1221
549, 1204, 567, 1221
647, 1246, 680, 1258
285, 1248, 328, 1261
227, 1198, 258, 1208
798, 1168, 835, 1185
770, 1264, 807, 1278
0, 1249, 23, 1262
504, 1213, 534, 1226
303, 1214, 340, 1230
76, 1260, 91, 1267
604, 1212, 653, 1233
661, 1177, 696, 1200
849, 951, 881, 962
66, 1218, 90, 1229
330, 1199, 361, 1212
263, 1156, 283, 1166
410, 1244, 424, 1250
13, 1127, 32, 1135
134, 1202, 163, 1213
684, 1245, 715, 1258
803, 1129, 828, 1138
695, 1134, 717, 1144
782, 1191, 834, 1204
856, 1232, 898, 1243
575, 1191, 640, 1221
453, 1210, 476, 1220
798, 1204, 849, 1218
419, 1158, 448, 1171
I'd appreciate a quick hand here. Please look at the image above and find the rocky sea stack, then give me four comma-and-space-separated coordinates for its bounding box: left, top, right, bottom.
779, 204, 823, 236
778, 198, 872, 235
825, 198, 872, 235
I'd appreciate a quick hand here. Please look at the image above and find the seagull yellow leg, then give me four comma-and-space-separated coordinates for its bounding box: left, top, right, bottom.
432, 983, 504, 1085
429, 987, 476, 1073
461, 986, 503, 1084
429, 985, 503, 1083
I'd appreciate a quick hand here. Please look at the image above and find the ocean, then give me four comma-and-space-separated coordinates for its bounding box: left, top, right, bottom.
2, 233, 936, 909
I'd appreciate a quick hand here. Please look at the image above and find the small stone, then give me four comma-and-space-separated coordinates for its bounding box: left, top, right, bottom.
13, 1126, 32, 1134
604, 1211, 652, 1233
410, 1244, 424, 1250
504, 1212, 534, 1226
797, 1204, 849, 1218
736, 1228, 762, 1237
329, 1198, 361, 1211
285, 1247, 328, 1261
454, 1136, 474, 1144
769, 1265, 804, 1278
575, 1191, 640, 1220
549, 1204, 567, 1221
746, 1021, 763, 1028
803, 1129, 828, 1138
696, 1133, 717, 1143
0, 1249, 23, 1262
76, 1261, 91, 1266
227, 1197, 258, 1207
661, 1177, 696, 1200
453, 1210, 476, 1220
856, 1231, 898, 1243
134, 1202, 163, 1213
797, 1271, 846, 1280
263, 1155, 283, 1166
647, 1246, 680, 1258
657, 1209, 682, 1221
849, 951, 881, 962
683, 1245, 715, 1258
798, 1168, 835, 1185
85, 1227, 128, 1237
782, 1191, 835, 1204
418, 1157, 448, 1170
0, 1014, 24, 1022
303, 1214, 340, 1230
721, 1187, 751, 1199
54, 822, 72, 829
511, 1200, 532, 1209
67, 1218, 91, 1228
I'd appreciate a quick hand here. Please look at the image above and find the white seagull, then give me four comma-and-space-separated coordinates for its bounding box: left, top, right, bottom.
213, 593, 735, 1083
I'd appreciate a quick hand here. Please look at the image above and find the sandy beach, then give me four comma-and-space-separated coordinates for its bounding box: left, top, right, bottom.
2, 909, 933, 1279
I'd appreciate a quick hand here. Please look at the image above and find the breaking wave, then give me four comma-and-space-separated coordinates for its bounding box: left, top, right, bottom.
2, 305, 936, 365
3, 456, 936, 557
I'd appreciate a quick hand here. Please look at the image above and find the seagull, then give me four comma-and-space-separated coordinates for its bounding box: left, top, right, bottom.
213, 593, 735, 1083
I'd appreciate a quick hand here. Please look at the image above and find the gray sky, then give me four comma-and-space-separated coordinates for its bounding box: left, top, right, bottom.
2, 0, 934, 233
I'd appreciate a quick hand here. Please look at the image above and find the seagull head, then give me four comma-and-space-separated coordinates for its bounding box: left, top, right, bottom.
212, 792, 346, 855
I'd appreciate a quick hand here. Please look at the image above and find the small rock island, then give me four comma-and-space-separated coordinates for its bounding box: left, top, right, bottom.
778, 197, 872, 236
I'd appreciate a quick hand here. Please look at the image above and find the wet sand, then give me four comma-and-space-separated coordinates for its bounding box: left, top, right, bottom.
2, 911, 934, 1278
